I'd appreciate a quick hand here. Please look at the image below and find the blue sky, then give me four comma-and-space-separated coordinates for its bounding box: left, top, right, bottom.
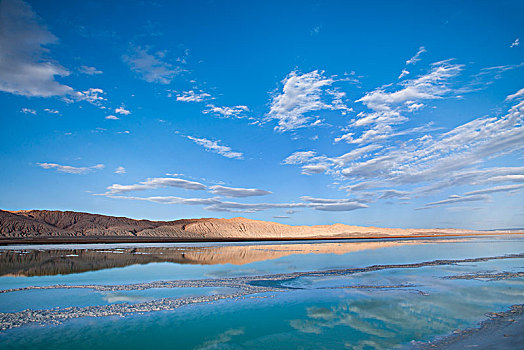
1, 0, 523, 229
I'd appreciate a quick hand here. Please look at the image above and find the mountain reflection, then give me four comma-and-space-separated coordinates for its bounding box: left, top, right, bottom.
0, 240, 439, 277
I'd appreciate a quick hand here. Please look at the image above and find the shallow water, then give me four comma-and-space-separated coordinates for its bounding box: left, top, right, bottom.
0, 235, 523, 349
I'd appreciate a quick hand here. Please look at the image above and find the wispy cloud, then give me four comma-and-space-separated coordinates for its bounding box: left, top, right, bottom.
0, 0, 74, 97
123, 46, 180, 84
506, 87, 524, 101
204, 200, 301, 213
79, 88, 106, 105
105, 177, 206, 194
335, 60, 464, 145
114, 166, 126, 174
398, 69, 410, 80
356, 60, 462, 120
470, 63, 524, 90
105, 115, 119, 120
341, 100, 524, 183
283, 145, 380, 175
266, 70, 350, 132
108, 195, 219, 206
379, 190, 410, 199
510, 38, 520, 48
301, 196, 369, 211
284, 98, 524, 207
78, 65, 102, 75
406, 46, 426, 65
176, 90, 211, 102
21, 108, 36, 115
463, 183, 524, 196
209, 185, 272, 197
104, 193, 368, 213
37, 162, 104, 174
115, 106, 131, 115
186, 135, 244, 159
203, 104, 249, 118
423, 194, 489, 208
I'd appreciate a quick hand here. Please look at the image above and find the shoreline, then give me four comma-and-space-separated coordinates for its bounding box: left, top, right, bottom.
416, 304, 524, 349
1, 231, 523, 246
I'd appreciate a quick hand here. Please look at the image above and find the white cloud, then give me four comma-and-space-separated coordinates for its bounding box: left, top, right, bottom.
176, 90, 211, 102
379, 190, 410, 199
43, 108, 59, 114
21, 108, 36, 115
510, 38, 520, 48
283, 145, 380, 175
300, 196, 369, 211
204, 201, 304, 213
486, 174, 524, 183
301, 164, 330, 175
115, 106, 131, 115
419, 167, 524, 194
506, 87, 524, 101
123, 46, 180, 84
284, 99, 524, 205
310, 202, 368, 211
105, 115, 119, 120
203, 104, 249, 118
283, 151, 323, 165
282, 151, 333, 175
356, 60, 462, 114
108, 195, 219, 206
406, 102, 424, 111
342, 101, 524, 189
209, 185, 272, 197
0, 0, 74, 97
186, 136, 244, 159
79, 88, 106, 105
343, 60, 463, 144
406, 46, 426, 65
105, 177, 206, 194
423, 194, 489, 207
37, 162, 104, 174
398, 69, 409, 79
79, 65, 102, 75
103, 191, 368, 213
266, 70, 350, 132
463, 184, 524, 196
114, 166, 126, 174
332, 145, 381, 167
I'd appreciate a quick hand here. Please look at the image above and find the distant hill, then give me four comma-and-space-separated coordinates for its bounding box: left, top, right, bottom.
0, 209, 511, 244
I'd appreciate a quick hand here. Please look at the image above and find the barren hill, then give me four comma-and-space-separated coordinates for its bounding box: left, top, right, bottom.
0, 209, 491, 244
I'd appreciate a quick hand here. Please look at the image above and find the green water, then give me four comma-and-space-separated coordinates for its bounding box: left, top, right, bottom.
0, 235, 523, 349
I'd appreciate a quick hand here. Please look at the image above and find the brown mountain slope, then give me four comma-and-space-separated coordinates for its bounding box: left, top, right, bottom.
0, 209, 489, 243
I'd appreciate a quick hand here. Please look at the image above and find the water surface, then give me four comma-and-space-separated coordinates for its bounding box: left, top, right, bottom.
0, 235, 523, 349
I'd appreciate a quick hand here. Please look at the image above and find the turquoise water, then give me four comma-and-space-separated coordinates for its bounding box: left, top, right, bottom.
0, 235, 523, 349
0, 287, 237, 313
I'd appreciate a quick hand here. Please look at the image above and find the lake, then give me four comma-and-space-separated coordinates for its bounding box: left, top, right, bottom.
0, 235, 523, 349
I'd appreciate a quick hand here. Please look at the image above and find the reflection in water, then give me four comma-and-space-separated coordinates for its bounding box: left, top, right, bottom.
0, 236, 521, 349
288, 281, 523, 350
0, 239, 441, 277
196, 328, 245, 350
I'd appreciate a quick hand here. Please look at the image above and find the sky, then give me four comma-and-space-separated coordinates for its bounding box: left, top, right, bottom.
0, 0, 523, 229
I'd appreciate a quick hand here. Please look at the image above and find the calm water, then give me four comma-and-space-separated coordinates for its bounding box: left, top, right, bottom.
0, 235, 523, 349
